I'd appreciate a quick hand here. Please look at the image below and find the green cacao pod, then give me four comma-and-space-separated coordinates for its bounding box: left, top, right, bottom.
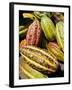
56, 21, 64, 51
41, 15, 55, 41
46, 42, 64, 62
20, 46, 59, 74
34, 11, 52, 19
26, 19, 42, 46
19, 56, 48, 79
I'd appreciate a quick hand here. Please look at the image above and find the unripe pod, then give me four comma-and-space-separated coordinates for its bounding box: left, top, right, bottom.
41, 15, 55, 41
26, 19, 42, 46
56, 21, 64, 51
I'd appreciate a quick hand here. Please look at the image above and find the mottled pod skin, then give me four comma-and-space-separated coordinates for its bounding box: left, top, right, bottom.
26, 19, 42, 46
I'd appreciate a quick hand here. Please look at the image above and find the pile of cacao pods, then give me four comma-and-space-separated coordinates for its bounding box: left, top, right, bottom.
19, 11, 64, 79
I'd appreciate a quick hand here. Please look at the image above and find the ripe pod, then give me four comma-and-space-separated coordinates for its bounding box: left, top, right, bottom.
19, 56, 48, 79
20, 46, 59, 74
46, 42, 64, 62
26, 19, 42, 46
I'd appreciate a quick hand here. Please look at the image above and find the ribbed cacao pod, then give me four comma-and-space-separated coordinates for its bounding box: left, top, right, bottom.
56, 21, 64, 51
34, 11, 52, 19
19, 56, 48, 79
46, 42, 64, 62
20, 46, 59, 74
19, 39, 27, 48
23, 13, 36, 20
41, 15, 55, 41
26, 19, 42, 46
51, 12, 64, 24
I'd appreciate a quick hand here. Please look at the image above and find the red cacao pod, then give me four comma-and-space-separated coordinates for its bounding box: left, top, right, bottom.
26, 19, 42, 46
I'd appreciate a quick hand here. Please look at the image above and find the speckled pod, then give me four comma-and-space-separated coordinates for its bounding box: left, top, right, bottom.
26, 19, 42, 46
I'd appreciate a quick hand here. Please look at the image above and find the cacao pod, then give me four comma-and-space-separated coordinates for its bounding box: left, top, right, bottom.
23, 13, 36, 20
19, 56, 48, 79
56, 21, 64, 51
19, 26, 25, 31
34, 11, 41, 19
26, 19, 42, 46
51, 12, 64, 24
19, 28, 28, 38
20, 46, 59, 74
19, 39, 27, 48
41, 15, 55, 41
34, 11, 52, 19
46, 42, 64, 62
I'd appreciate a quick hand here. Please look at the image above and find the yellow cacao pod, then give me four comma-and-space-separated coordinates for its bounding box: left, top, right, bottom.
19, 56, 48, 79
46, 42, 64, 62
20, 46, 59, 74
